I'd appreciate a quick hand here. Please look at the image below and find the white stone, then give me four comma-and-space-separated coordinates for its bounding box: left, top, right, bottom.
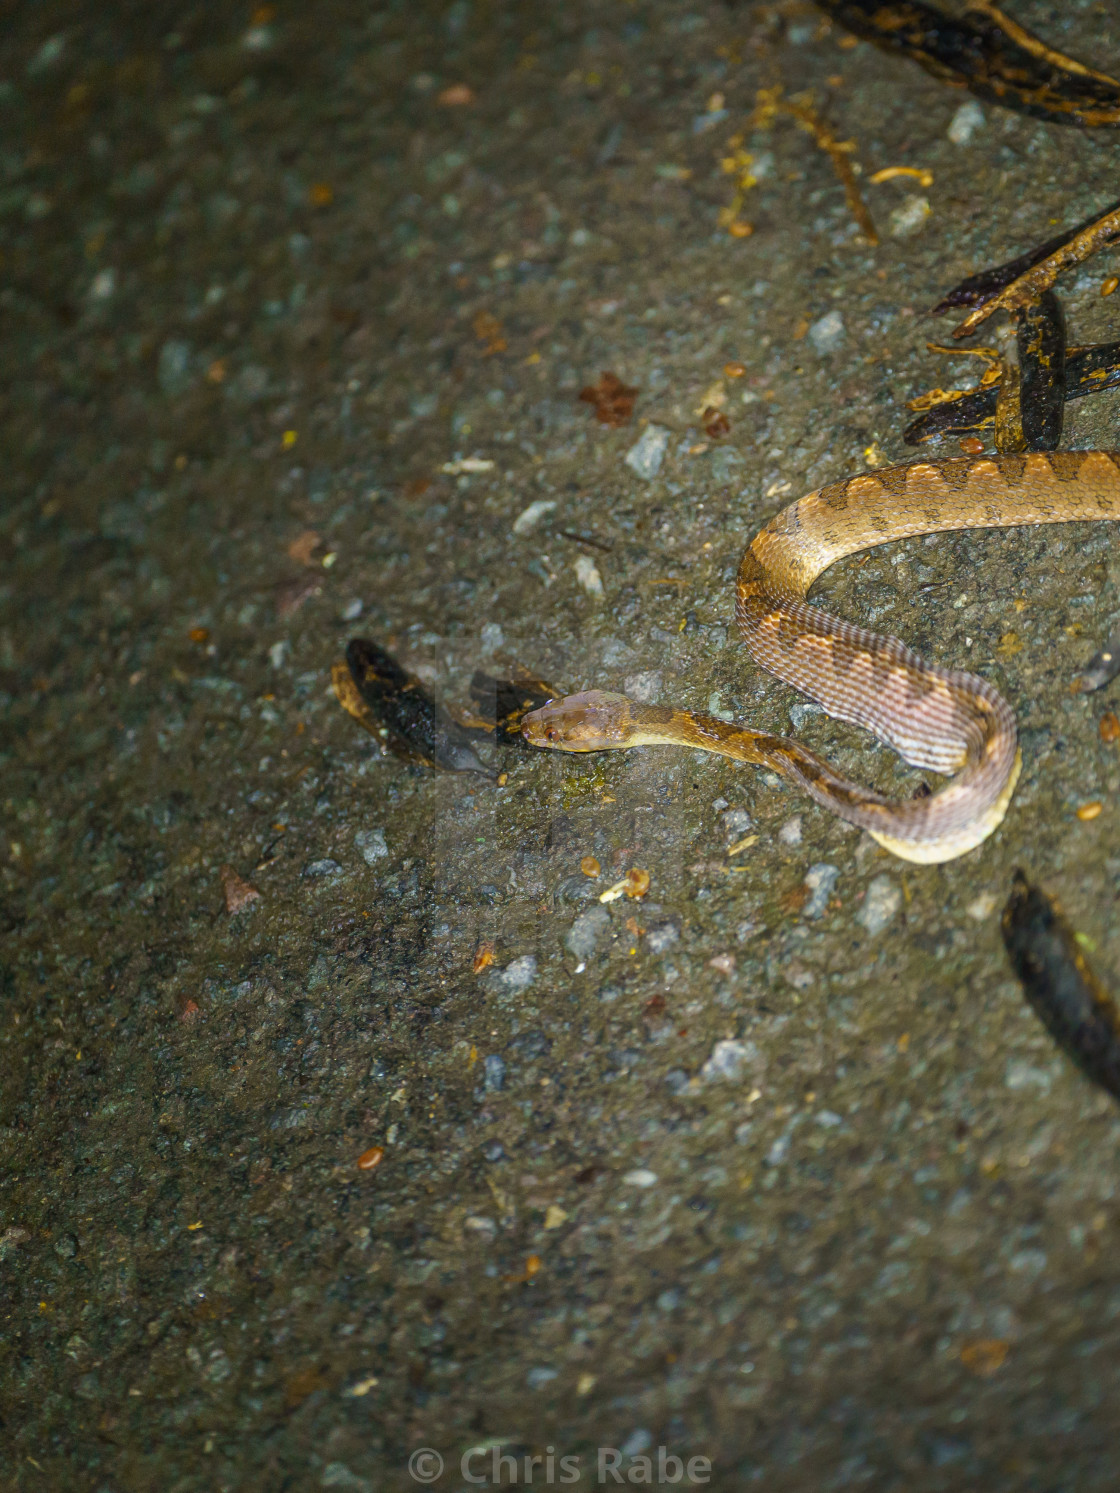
802, 863, 839, 919
495, 955, 537, 992
778, 815, 803, 846
808, 310, 845, 354
624, 424, 669, 479
889, 195, 931, 239
1004, 1059, 1053, 1092
966, 891, 997, 921
566, 905, 611, 959
480, 622, 504, 654
354, 828, 388, 864
700, 1039, 759, 1083
574, 554, 604, 598
512, 499, 556, 535
858, 875, 902, 934
623, 670, 662, 702
947, 100, 986, 145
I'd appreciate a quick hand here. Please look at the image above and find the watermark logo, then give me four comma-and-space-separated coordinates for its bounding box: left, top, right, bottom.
407, 1444, 711, 1485
408, 1448, 445, 1483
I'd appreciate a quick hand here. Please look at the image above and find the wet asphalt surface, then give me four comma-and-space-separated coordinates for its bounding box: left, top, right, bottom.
4, 2, 1120, 1490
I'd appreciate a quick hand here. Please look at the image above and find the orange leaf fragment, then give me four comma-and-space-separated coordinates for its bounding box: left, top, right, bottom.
287, 529, 321, 565
580, 855, 601, 878
578, 370, 639, 427
189, 626, 209, 643
960, 1339, 1009, 1377
221, 865, 261, 914
473, 941, 496, 973
472, 310, 507, 355
625, 868, 650, 899
309, 182, 333, 207
437, 83, 475, 105
723, 361, 747, 378
702, 405, 731, 439
1100, 711, 1120, 743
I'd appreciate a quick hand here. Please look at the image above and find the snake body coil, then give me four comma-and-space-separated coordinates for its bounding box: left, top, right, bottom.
523, 451, 1120, 863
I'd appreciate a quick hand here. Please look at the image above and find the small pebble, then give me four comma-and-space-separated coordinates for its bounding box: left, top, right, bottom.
889, 195, 931, 239
527, 1366, 558, 1389
494, 955, 537, 992
802, 863, 839, 919
789, 701, 824, 730
221, 865, 261, 914
721, 807, 753, 840
624, 424, 669, 480
580, 855, 601, 878
700, 1038, 758, 1082
354, 828, 388, 864
304, 858, 343, 878
858, 875, 902, 935
708, 953, 736, 975
512, 499, 557, 535
356, 1146, 384, 1171
623, 670, 662, 702
947, 100, 986, 145
966, 891, 997, 921
574, 555, 604, 599
1103, 277, 1119, 298
1005, 1059, 1052, 1092
158, 339, 193, 396
645, 919, 680, 953
621, 1169, 658, 1188
484, 1054, 506, 1091
778, 815, 802, 846
1077, 801, 1103, 821
808, 310, 845, 355
566, 905, 611, 959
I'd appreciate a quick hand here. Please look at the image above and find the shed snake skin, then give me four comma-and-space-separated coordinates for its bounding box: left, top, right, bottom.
522, 451, 1120, 863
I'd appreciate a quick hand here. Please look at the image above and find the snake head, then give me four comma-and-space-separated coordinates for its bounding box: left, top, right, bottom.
521, 690, 631, 752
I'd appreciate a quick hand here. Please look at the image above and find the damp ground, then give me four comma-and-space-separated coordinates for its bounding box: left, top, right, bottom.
3, 3, 1120, 1490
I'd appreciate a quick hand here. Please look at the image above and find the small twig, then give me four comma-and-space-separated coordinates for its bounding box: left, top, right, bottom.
558, 529, 613, 553
951, 205, 1120, 338
727, 86, 878, 246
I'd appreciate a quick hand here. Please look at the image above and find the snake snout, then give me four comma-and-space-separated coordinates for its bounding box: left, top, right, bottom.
522, 690, 629, 752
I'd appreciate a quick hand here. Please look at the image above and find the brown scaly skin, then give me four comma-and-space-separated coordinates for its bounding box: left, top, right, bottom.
523, 453, 1120, 864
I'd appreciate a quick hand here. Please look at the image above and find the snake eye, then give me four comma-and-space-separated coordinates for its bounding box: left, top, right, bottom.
546, 726, 559, 743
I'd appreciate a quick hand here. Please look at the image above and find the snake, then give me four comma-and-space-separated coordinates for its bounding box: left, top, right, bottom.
521, 451, 1120, 864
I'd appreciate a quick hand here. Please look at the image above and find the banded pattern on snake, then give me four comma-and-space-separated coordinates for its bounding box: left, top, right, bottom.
522, 451, 1120, 863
